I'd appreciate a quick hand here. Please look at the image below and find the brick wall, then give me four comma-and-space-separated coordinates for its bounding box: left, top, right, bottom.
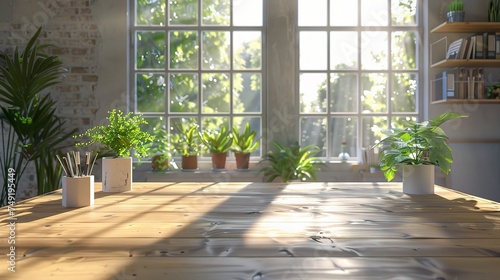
0, 0, 101, 200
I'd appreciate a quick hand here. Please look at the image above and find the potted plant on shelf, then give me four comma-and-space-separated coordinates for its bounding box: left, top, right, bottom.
149, 123, 171, 171
231, 123, 260, 170
74, 109, 153, 192
173, 123, 201, 170
447, 0, 464, 22
201, 124, 232, 170
259, 141, 322, 182
373, 112, 468, 195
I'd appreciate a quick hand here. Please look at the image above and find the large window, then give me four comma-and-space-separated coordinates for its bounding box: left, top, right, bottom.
298, 0, 420, 160
131, 0, 264, 158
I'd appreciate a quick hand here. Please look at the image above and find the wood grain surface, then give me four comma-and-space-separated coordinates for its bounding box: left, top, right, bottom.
1, 182, 500, 279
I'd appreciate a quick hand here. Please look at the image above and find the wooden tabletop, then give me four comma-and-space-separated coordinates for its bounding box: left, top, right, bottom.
1, 182, 500, 279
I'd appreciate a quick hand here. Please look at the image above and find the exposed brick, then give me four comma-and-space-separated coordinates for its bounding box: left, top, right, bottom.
82, 75, 98, 82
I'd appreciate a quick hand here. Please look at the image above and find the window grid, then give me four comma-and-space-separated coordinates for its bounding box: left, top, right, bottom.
298, 0, 422, 161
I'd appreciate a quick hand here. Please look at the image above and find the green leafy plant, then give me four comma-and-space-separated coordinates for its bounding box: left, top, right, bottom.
231, 123, 260, 154
149, 123, 172, 171
0, 27, 77, 203
75, 109, 153, 158
260, 141, 322, 182
201, 124, 232, 154
173, 123, 201, 156
449, 0, 464, 11
373, 112, 468, 182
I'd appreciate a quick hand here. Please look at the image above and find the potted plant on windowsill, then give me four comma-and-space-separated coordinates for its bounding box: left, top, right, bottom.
447, 0, 464, 22
201, 124, 232, 170
74, 109, 153, 192
231, 123, 260, 170
173, 123, 201, 170
149, 123, 172, 171
373, 112, 467, 195
259, 141, 322, 182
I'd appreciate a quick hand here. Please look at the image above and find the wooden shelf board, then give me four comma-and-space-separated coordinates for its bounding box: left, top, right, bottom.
431, 22, 500, 33
431, 59, 500, 68
431, 99, 500, 104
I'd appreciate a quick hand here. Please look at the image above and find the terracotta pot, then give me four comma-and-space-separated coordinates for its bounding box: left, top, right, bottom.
151, 155, 169, 171
402, 165, 435, 195
234, 152, 250, 169
102, 157, 132, 192
211, 152, 227, 169
182, 155, 198, 170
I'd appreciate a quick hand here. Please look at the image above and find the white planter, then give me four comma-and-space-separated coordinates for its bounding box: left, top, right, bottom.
402, 165, 435, 195
102, 157, 132, 192
62, 176, 94, 207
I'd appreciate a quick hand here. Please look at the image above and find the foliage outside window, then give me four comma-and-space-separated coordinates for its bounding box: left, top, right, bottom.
298, 0, 420, 160
132, 0, 263, 160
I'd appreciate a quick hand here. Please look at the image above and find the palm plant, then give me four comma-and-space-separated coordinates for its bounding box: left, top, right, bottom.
0, 27, 76, 205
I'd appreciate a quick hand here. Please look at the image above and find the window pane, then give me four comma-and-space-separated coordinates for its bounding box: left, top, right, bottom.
169, 73, 199, 113
137, 73, 166, 112
361, 31, 387, 70
169, 0, 197, 26
300, 73, 327, 113
136, 0, 165, 26
300, 32, 327, 70
202, 31, 230, 70
233, 0, 263, 26
169, 117, 198, 156
362, 116, 387, 147
233, 73, 261, 113
391, 73, 417, 113
136, 31, 165, 69
300, 117, 327, 157
169, 31, 199, 70
331, 117, 357, 158
361, 0, 388, 26
202, 0, 230, 26
232, 117, 261, 156
330, 0, 357, 26
392, 31, 417, 70
233, 31, 262, 70
362, 73, 387, 113
202, 73, 230, 113
392, 0, 417, 26
143, 116, 165, 158
299, 0, 327, 26
330, 73, 357, 113
331, 31, 358, 70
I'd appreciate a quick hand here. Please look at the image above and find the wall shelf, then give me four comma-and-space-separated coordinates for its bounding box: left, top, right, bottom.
431, 99, 500, 104
431, 22, 500, 33
431, 59, 500, 68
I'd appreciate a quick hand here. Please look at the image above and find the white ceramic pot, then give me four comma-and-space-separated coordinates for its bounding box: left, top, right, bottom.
62, 175, 94, 207
402, 165, 435, 195
102, 157, 132, 192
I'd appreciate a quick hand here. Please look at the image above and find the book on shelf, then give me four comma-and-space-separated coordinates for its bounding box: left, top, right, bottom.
496, 32, 500, 59
435, 68, 485, 101
446, 38, 463, 59
488, 33, 496, 59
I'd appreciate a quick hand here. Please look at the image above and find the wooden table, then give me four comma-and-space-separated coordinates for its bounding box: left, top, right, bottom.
2, 182, 500, 279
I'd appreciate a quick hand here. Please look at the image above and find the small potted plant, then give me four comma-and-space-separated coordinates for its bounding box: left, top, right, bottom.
149, 123, 172, 171
259, 141, 322, 182
74, 109, 153, 192
173, 123, 201, 170
373, 112, 467, 195
231, 123, 260, 170
447, 0, 464, 22
201, 124, 232, 170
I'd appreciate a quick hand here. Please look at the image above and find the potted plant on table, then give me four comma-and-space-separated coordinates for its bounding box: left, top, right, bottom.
447, 0, 464, 22
231, 123, 260, 170
74, 109, 153, 192
173, 123, 201, 170
201, 124, 232, 170
373, 112, 468, 195
259, 141, 322, 182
